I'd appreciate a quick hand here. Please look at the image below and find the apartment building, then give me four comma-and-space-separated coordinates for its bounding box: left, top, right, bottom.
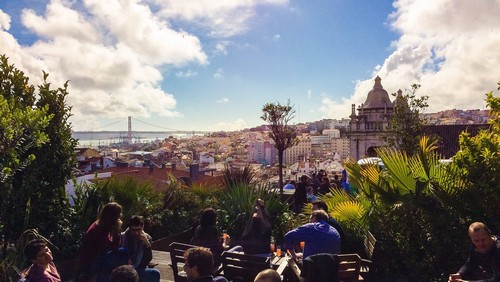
284, 135, 311, 165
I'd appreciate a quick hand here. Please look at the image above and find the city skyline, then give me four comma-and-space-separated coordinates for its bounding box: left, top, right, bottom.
1, 0, 499, 132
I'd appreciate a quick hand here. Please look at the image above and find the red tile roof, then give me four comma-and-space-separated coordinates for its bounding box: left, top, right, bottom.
96, 166, 223, 192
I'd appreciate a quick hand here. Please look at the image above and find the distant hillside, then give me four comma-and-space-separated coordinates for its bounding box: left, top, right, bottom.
423, 109, 489, 125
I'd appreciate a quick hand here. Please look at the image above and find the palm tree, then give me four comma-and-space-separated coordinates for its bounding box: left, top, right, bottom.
343, 136, 465, 280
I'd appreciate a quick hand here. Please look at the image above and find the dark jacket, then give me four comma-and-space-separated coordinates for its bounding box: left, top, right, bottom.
327, 217, 346, 248
190, 275, 228, 282
294, 182, 308, 213
301, 253, 339, 282
459, 235, 500, 281
120, 228, 153, 269
238, 204, 272, 255
191, 225, 224, 267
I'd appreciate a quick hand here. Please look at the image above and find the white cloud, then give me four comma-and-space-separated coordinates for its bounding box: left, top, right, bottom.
84, 0, 208, 66
214, 41, 230, 55
273, 34, 281, 41
320, 0, 500, 119
1, 0, 289, 130
209, 118, 247, 131
0, 0, 206, 130
307, 89, 312, 98
213, 68, 224, 78
152, 0, 288, 38
0, 9, 11, 30
216, 97, 229, 103
175, 69, 198, 78
22, 0, 100, 43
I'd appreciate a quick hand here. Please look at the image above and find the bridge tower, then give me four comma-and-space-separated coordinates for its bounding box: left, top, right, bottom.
127, 116, 132, 144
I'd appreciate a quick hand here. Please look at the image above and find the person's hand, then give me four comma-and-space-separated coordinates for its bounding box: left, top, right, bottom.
139, 232, 148, 242
138, 232, 150, 247
448, 273, 463, 282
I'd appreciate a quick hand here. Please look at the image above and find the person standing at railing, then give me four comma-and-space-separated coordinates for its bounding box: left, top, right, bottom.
293, 175, 308, 214
239, 199, 272, 256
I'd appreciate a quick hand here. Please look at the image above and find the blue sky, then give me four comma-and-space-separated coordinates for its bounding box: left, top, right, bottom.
1, 0, 499, 131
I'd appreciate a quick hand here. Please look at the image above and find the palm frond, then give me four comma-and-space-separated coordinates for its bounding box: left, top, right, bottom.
377, 147, 415, 195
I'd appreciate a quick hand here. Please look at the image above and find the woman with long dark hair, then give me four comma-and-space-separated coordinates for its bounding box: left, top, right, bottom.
78, 202, 127, 281
191, 208, 224, 268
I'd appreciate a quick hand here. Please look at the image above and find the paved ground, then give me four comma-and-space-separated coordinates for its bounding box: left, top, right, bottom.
150, 250, 289, 282
151, 250, 175, 282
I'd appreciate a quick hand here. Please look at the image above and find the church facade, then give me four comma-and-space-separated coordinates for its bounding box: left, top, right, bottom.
348, 76, 402, 160
347, 76, 488, 161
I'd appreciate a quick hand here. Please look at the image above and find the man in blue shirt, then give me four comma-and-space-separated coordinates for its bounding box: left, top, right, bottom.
284, 210, 340, 261
312, 200, 346, 250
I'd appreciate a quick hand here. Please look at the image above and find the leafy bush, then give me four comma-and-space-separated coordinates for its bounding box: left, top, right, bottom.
218, 182, 292, 243
345, 136, 466, 281
97, 176, 163, 224
149, 173, 200, 239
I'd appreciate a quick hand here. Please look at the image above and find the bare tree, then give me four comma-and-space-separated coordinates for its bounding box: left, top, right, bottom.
261, 100, 298, 195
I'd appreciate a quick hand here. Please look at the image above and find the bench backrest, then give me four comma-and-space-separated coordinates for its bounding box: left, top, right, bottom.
363, 230, 378, 260
220, 251, 270, 281
337, 254, 362, 282
168, 242, 200, 282
287, 253, 362, 282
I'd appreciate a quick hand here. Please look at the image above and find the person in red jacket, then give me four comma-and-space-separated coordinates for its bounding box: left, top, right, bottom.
78, 202, 127, 281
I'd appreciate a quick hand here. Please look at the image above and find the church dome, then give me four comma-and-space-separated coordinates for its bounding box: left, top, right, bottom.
363, 76, 393, 109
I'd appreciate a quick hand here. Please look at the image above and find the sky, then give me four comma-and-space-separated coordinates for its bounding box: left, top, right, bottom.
1, 0, 499, 132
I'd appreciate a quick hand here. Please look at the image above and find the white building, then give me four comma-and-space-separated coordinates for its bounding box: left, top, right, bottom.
247, 141, 278, 166
284, 135, 311, 165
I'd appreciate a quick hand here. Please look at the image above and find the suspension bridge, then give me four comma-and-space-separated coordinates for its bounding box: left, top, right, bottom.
72, 116, 212, 144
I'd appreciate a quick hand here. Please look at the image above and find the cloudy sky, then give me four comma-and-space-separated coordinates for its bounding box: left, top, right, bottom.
1, 0, 499, 132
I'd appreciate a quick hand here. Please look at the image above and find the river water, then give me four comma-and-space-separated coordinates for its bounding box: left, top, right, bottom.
73, 131, 195, 147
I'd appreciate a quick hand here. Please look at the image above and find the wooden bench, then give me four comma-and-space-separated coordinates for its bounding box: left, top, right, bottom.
168, 242, 200, 282
360, 230, 383, 281
338, 254, 363, 282
217, 251, 270, 281
286, 253, 364, 282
